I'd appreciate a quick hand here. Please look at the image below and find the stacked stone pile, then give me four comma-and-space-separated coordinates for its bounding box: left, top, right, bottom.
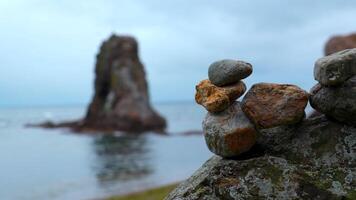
310, 48, 356, 124
166, 48, 356, 200
195, 59, 309, 157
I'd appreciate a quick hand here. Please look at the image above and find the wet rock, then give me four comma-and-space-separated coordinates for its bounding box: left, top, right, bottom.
165, 116, 356, 200
83, 35, 166, 132
325, 33, 356, 55
241, 83, 308, 129
309, 76, 356, 124
195, 79, 246, 113
314, 48, 356, 86
203, 102, 257, 157
208, 59, 252, 86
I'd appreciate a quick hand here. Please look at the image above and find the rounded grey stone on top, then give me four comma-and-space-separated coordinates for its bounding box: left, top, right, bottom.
208, 59, 253, 86
314, 48, 356, 86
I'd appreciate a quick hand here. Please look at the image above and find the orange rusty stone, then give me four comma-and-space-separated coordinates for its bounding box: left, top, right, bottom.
241, 83, 308, 129
195, 79, 246, 113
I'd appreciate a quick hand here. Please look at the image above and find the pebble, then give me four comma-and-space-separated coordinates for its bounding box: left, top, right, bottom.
203, 102, 257, 157
309, 75, 356, 124
208, 59, 252, 86
241, 83, 308, 129
195, 79, 246, 113
314, 48, 356, 86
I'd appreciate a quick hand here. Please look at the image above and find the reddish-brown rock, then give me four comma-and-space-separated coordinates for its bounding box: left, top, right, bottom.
195, 79, 246, 113
325, 33, 356, 55
241, 83, 308, 129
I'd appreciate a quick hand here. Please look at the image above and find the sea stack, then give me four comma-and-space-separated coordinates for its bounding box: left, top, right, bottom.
83, 35, 166, 132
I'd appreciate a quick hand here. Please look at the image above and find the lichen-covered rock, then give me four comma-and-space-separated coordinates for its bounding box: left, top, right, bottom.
208, 59, 252, 86
84, 35, 166, 132
241, 83, 308, 129
203, 102, 257, 157
195, 79, 246, 113
314, 48, 356, 86
309, 76, 356, 124
325, 33, 356, 55
165, 115, 356, 200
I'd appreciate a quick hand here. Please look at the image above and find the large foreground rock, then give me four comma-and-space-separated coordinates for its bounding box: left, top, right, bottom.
309, 76, 356, 125
165, 115, 356, 200
241, 83, 308, 129
325, 33, 356, 55
83, 35, 166, 132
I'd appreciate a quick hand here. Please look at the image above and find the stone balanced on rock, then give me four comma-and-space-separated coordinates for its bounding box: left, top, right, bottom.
310, 48, 356, 124
195, 59, 308, 158
167, 51, 356, 199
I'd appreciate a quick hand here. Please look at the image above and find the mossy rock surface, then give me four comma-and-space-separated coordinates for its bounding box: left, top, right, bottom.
165, 116, 356, 200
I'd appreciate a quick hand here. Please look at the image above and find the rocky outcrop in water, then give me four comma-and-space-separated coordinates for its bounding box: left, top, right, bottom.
82, 35, 166, 132
32, 35, 166, 133
325, 32, 356, 55
166, 51, 356, 199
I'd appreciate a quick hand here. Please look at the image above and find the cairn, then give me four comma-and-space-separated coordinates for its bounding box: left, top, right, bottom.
310, 48, 356, 124
195, 59, 309, 157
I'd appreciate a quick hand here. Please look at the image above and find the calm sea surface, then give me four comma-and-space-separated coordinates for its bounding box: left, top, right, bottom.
0, 103, 212, 200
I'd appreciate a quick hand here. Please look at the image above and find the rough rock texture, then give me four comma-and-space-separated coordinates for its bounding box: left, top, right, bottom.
314, 48, 356, 86
208, 59, 252, 86
82, 35, 166, 132
241, 83, 309, 129
309, 76, 356, 124
203, 102, 257, 157
325, 33, 356, 55
195, 79, 246, 113
165, 115, 356, 200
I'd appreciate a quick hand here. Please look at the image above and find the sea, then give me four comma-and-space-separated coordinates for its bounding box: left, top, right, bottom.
0, 102, 212, 200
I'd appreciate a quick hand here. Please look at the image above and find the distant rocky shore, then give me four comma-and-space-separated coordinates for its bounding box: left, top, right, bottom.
30, 35, 166, 133
166, 40, 356, 198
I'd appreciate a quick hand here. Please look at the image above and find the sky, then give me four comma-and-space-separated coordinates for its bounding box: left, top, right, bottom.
1, 0, 356, 107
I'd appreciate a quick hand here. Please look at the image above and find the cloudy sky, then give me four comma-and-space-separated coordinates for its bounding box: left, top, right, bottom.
1, 0, 356, 107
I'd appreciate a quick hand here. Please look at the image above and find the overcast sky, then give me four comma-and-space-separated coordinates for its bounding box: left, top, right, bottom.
1, 0, 356, 107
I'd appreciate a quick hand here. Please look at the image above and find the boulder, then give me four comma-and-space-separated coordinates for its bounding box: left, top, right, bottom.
241, 83, 308, 129
208, 59, 252, 86
83, 35, 166, 132
325, 33, 356, 55
314, 48, 356, 86
309, 76, 356, 124
195, 79, 246, 113
165, 115, 356, 200
203, 102, 257, 157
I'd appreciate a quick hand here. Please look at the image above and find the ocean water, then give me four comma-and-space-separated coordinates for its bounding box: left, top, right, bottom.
0, 103, 212, 200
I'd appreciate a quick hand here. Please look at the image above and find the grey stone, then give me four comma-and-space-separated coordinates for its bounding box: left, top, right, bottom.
165, 116, 356, 200
309, 75, 356, 124
208, 59, 252, 86
314, 48, 356, 86
203, 102, 257, 158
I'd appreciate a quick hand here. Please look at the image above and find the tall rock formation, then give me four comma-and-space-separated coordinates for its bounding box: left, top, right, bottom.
31, 34, 166, 133
83, 35, 166, 132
